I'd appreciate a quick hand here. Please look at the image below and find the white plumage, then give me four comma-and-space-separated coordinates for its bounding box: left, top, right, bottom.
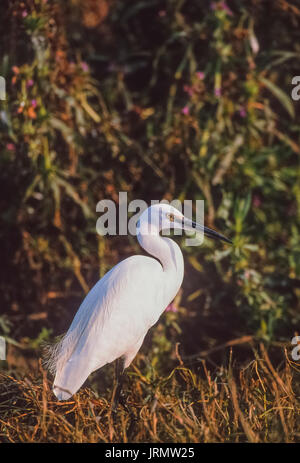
46, 203, 230, 400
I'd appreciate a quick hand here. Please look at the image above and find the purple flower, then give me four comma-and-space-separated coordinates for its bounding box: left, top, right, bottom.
196, 71, 205, 80
31, 99, 37, 108
181, 106, 189, 115
239, 108, 247, 117
26, 79, 34, 88
165, 303, 178, 313
214, 87, 222, 97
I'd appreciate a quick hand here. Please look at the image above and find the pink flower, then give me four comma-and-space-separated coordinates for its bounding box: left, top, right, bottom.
26, 79, 34, 88
253, 195, 261, 208
196, 71, 205, 80
181, 106, 189, 115
239, 107, 247, 118
6, 143, 15, 151
220, 1, 233, 16
183, 85, 194, 96
165, 303, 178, 313
22, 10, 28, 18
158, 10, 166, 17
211, 1, 233, 16
244, 270, 251, 280
81, 61, 89, 72
31, 99, 37, 108
214, 87, 222, 97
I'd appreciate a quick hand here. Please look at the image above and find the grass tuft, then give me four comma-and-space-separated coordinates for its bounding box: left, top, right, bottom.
1, 345, 300, 443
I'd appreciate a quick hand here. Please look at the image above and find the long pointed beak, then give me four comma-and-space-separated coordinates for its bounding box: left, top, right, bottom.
180, 217, 232, 244
196, 222, 232, 244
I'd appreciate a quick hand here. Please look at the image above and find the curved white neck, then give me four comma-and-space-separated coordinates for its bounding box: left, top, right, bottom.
137, 223, 184, 304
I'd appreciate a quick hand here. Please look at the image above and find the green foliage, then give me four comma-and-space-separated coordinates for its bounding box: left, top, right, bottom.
0, 0, 300, 358
23, 327, 53, 350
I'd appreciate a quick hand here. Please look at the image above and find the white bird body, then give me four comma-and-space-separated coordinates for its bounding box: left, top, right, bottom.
51, 205, 184, 400
49, 203, 230, 401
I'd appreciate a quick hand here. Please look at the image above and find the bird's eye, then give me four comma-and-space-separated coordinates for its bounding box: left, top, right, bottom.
167, 213, 175, 222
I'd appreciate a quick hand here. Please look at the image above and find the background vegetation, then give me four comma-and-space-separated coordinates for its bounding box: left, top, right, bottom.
0, 0, 300, 442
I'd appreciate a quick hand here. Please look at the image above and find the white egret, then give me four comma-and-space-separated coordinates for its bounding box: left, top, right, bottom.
46, 203, 231, 403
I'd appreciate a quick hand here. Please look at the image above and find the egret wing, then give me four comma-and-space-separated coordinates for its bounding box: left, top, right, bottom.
51, 255, 164, 399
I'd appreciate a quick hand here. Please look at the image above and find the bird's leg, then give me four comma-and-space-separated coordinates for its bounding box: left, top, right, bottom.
111, 358, 138, 439
112, 357, 127, 412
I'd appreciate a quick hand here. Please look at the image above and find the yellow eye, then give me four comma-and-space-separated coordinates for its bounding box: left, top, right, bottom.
167, 213, 175, 222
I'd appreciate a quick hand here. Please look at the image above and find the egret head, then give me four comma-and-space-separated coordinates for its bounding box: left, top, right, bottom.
137, 203, 231, 244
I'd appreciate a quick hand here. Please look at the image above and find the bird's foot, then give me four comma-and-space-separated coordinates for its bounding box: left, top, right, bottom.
112, 390, 129, 414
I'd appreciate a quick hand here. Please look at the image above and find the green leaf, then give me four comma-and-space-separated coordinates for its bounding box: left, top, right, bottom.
260, 77, 295, 119
56, 177, 94, 219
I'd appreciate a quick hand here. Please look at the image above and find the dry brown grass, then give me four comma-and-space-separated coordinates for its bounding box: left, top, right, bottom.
1, 344, 300, 443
